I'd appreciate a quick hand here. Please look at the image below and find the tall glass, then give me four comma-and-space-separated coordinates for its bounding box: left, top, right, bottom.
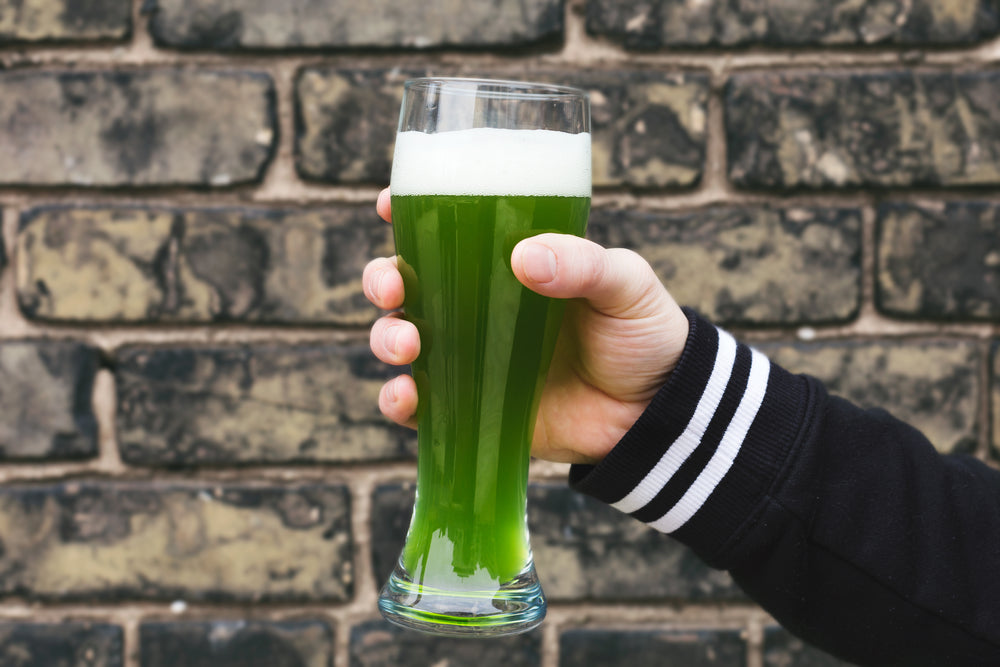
377, 78, 591, 637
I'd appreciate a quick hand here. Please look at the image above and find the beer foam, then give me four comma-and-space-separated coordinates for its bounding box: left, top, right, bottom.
390, 128, 591, 197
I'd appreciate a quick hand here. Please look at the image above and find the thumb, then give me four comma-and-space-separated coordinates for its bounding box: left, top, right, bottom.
511, 234, 669, 319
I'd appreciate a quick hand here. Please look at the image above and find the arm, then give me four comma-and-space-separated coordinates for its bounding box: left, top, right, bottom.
365, 203, 1000, 663
570, 310, 1000, 666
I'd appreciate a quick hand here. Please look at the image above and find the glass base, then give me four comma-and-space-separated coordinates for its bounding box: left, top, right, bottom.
377, 560, 546, 638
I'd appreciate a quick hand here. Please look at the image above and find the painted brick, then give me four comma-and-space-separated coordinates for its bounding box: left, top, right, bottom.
0, 70, 275, 187
588, 206, 862, 325
587, 0, 999, 49
140, 620, 333, 667
0, 483, 353, 601
148, 0, 562, 50
0, 0, 131, 43
877, 202, 1000, 321
116, 344, 414, 465
295, 67, 708, 188
349, 618, 542, 666
0, 623, 123, 667
17, 206, 389, 324
559, 628, 747, 666
992, 343, 1000, 461
0, 341, 99, 460
727, 71, 1000, 190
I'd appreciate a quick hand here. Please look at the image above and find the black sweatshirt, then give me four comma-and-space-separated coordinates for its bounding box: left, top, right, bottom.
569, 310, 1000, 666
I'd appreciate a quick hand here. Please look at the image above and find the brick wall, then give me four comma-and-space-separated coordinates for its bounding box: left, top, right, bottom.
1, 0, 999, 665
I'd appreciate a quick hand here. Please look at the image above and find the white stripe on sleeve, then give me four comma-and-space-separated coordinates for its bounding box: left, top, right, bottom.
648, 347, 771, 534
611, 330, 738, 515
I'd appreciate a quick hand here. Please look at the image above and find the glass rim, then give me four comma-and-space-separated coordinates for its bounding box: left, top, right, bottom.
403, 77, 588, 101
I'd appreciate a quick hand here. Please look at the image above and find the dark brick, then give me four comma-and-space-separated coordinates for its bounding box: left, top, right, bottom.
762, 340, 979, 454
295, 68, 708, 188
587, 0, 999, 49
0, 0, 131, 43
17, 205, 389, 324
148, 0, 562, 50
0, 623, 123, 667
370, 483, 744, 602
588, 206, 861, 326
116, 343, 414, 466
140, 620, 333, 667
0, 70, 274, 187
877, 202, 1000, 320
764, 627, 855, 666
992, 343, 1000, 460
559, 628, 746, 666
349, 618, 541, 667
369, 483, 414, 590
727, 71, 1000, 190
0, 341, 99, 460
0, 483, 352, 601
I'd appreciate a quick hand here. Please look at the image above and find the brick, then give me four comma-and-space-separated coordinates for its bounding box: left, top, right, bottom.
587, 206, 861, 325
877, 202, 1000, 320
0, 483, 352, 601
116, 344, 414, 466
140, 620, 333, 667
559, 628, 746, 666
727, 71, 1000, 190
369, 483, 414, 589
17, 205, 389, 324
587, 0, 999, 49
762, 340, 979, 454
992, 343, 1000, 460
295, 68, 708, 188
0, 623, 122, 667
148, 0, 562, 50
350, 618, 542, 666
0, 341, 99, 460
764, 627, 850, 666
0, 0, 131, 43
0, 70, 274, 187
370, 483, 744, 602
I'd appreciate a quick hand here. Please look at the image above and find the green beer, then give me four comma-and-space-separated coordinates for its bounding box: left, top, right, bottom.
393, 193, 590, 589
378, 82, 591, 637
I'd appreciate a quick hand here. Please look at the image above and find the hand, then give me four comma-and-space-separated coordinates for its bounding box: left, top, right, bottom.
364, 188, 689, 465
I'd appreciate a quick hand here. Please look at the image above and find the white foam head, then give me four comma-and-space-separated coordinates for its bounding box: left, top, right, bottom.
390, 128, 591, 197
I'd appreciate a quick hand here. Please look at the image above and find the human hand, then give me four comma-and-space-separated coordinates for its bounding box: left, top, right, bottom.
364, 188, 689, 465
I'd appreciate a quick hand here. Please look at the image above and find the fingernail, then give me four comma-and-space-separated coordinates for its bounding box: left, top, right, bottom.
385, 377, 397, 403
385, 325, 399, 356
521, 243, 557, 283
366, 269, 379, 299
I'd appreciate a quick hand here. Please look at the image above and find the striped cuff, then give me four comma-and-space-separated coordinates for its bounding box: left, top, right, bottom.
569, 309, 811, 565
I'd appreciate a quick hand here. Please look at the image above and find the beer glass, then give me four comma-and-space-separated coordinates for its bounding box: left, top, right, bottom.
377, 78, 591, 637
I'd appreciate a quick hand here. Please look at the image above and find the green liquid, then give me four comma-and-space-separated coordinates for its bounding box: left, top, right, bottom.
393, 193, 590, 590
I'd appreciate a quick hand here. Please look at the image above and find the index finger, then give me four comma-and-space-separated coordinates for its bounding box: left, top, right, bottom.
377, 187, 391, 223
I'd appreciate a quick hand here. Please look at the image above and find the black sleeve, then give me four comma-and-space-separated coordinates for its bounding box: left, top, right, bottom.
569, 310, 1000, 666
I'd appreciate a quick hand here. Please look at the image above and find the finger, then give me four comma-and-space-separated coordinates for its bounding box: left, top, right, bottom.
370, 314, 421, 365
363, 256, 404, 310
379, 374, 418, 429
377, 187, 392, 223
511, 234, 668, 319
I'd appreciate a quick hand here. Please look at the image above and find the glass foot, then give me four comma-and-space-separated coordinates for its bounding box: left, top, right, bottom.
377, 561, 546, 638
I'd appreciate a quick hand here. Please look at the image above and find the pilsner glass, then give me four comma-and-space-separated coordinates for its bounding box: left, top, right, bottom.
377, 78, 591, 637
